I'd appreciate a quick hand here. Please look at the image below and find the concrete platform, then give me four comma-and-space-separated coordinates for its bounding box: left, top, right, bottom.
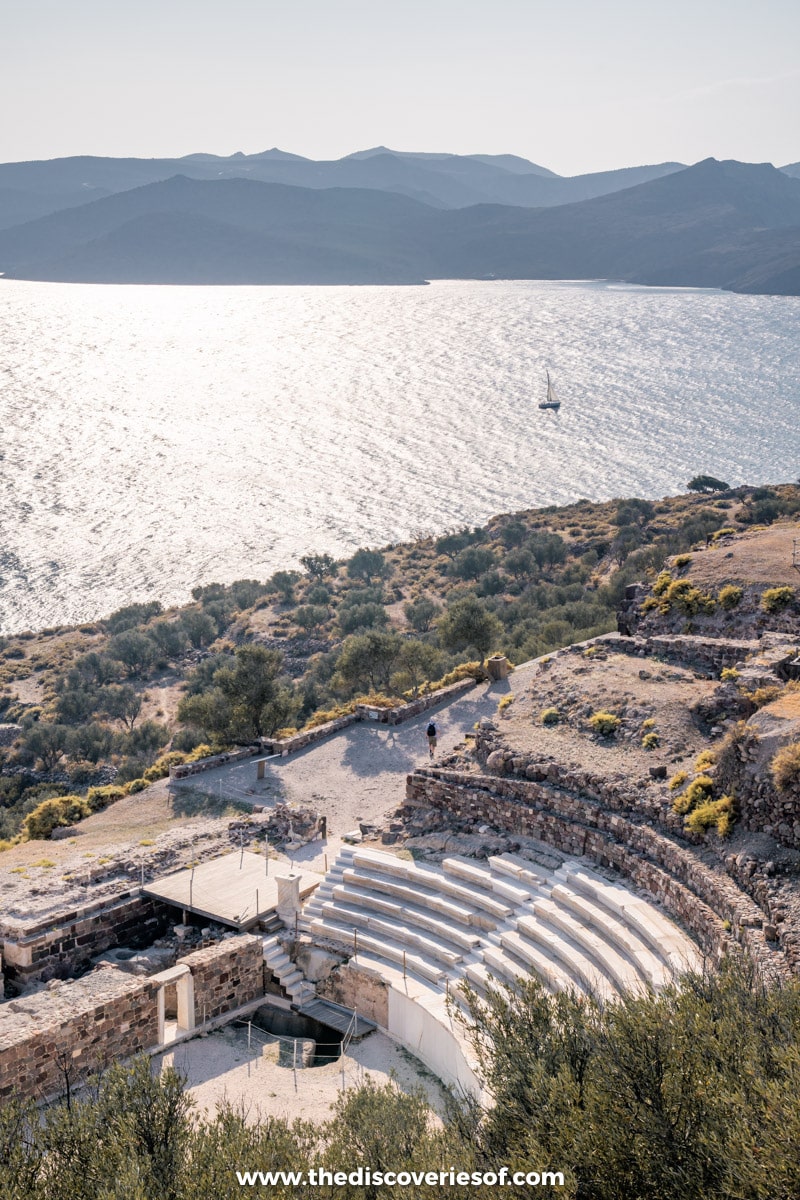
143, 852, 320, 930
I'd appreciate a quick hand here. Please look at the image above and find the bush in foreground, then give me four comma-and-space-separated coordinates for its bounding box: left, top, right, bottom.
2, 965, 800, 1198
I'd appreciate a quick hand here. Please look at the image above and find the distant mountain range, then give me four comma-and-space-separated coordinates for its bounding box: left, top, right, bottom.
0, 149, 799, 294
0, 147, 690, 229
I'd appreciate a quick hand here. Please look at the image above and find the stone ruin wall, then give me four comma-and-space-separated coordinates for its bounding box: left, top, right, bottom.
177, 934, 264, 1023
714, 716, 800, 852
0, 934, 264, 1105
618, 580, 800, 642
0, 970, 160, 1104
405, 768, 791, 980
317, 960, 390, 1028
595, 630, 760, 673
1, 892, 170, 990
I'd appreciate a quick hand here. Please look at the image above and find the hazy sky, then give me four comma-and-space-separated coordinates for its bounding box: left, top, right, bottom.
3, 0, 798, 173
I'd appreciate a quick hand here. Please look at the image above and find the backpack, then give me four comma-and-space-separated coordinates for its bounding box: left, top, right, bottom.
426, 723, 436, 738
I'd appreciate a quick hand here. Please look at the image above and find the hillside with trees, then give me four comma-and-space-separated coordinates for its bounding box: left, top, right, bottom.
1, 482, 798, 845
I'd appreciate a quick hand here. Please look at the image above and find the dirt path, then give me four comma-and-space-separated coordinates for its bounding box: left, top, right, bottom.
1, 666, 537, 898
171, 667, 537, 848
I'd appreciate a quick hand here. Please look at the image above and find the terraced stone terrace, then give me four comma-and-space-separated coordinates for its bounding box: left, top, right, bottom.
290, 844, 702, 1090
286, 844, 700, 1089
303, 845, 700, 1001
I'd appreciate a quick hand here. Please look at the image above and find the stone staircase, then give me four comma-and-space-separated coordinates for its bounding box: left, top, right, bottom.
262, 934, 315, 1006
300, 845, 701, 1006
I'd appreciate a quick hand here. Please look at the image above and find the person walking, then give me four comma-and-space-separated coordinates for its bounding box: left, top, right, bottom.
426, 720, 438, 758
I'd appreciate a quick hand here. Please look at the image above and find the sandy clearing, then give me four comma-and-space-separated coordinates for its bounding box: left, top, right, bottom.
169, 668, 536, 844
155, 1025, 450, 1125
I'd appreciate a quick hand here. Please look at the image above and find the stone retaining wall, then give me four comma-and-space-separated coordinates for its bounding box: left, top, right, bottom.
406, 768, 789, 981
259, 679, 477, 756
475, 730, 684, 834
177, 934, 263, 1022
1, 893, 169, 988
595, 631, 758, 674
170, 745, 262, 780
0, 969, 158, 1103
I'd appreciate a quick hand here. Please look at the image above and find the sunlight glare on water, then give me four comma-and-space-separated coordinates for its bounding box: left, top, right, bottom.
0, 278, 798, 632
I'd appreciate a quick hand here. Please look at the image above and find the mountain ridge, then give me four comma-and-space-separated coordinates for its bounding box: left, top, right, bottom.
0, 147, 690, 229
1, 158, 799, 294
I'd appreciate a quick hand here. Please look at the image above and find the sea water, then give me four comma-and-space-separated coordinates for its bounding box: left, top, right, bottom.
1, 278, 798, 632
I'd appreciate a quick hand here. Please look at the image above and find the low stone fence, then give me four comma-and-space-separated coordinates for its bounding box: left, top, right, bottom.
1, 892, 170, 989
170, 745, 262, 780
406, 768, 788, 981
260, 678, 477, 757
261, 712, 360, 756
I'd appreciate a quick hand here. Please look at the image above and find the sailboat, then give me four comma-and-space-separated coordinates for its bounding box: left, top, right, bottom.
539, 369, 561, 411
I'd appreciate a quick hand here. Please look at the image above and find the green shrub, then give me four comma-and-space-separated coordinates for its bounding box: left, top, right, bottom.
540, 707, 560, 725
86, 785, 126, 812
711, 526, 737, 541
498, 695, 514, 713
720, 667, 739, 681
761, 586, 794, 613
184, 743, 216, 762
304, 702, 358, 729
673, 774, 714, 816
142, 751, 187, 782
685, 794, 733, 835
674, 554, 692, 569
427, 661, 486, 689
641, 732, 660, 749
718, 585, 743, 610
124, 778, 149, 794
22, 794, 88, 840
771, 742, 800, 793
745, 685, 783, 710
694, 749, 716, 771
669, 771, 688, 791
588, 711, 620, 737
662, 579, 716, 616
652, 571, 672, 596
641, 596, 659, 613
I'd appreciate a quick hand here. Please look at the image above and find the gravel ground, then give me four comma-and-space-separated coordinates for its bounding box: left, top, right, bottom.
155, 1025, 450, 1125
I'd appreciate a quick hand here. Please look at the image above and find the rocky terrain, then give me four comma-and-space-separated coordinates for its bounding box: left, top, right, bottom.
393, 520, 800, 978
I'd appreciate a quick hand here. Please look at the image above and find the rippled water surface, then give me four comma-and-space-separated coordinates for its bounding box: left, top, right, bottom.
1, 279, 798, 632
